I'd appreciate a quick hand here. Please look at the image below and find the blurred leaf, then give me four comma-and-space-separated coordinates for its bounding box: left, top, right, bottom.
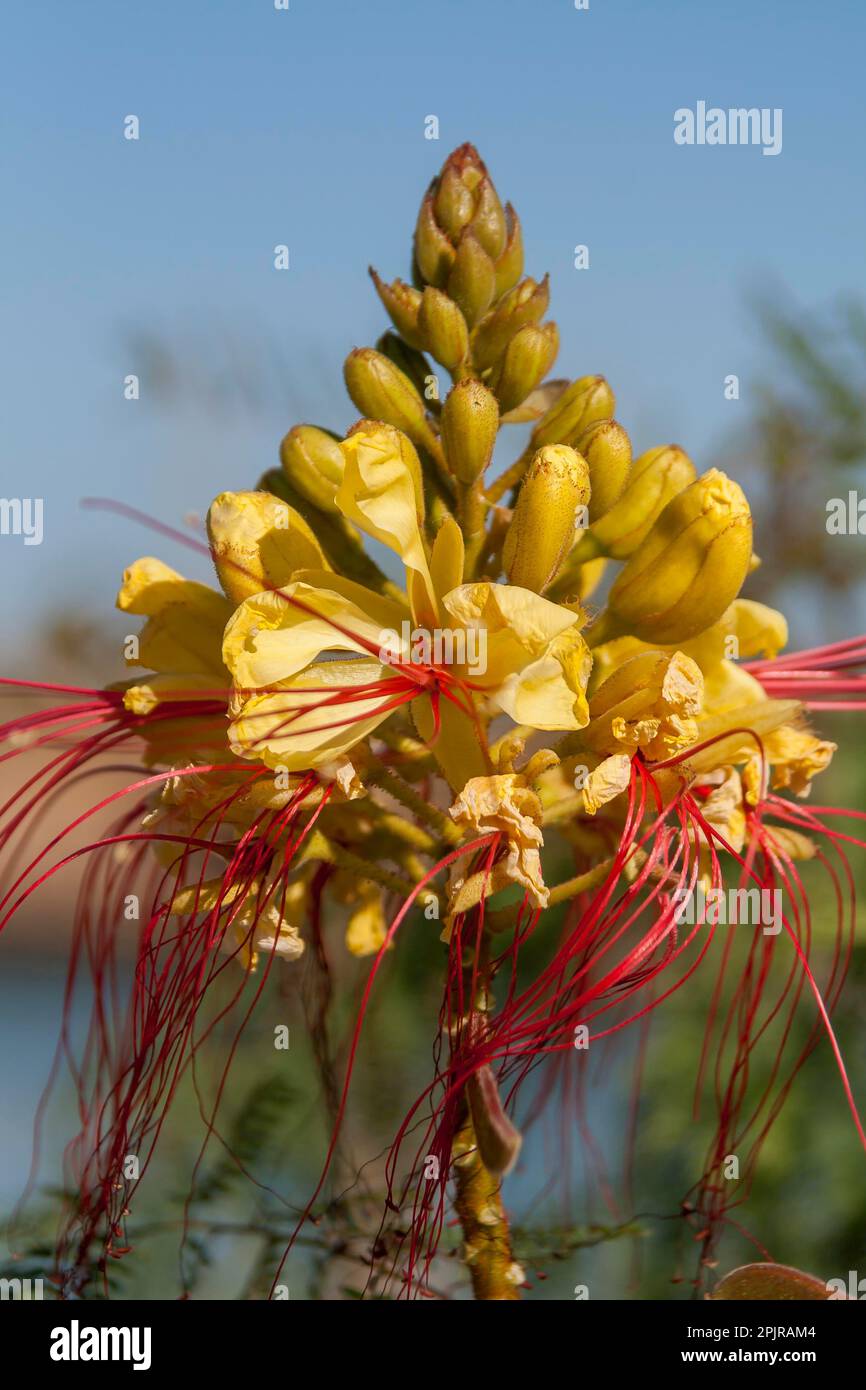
712, 1262, 832, 1301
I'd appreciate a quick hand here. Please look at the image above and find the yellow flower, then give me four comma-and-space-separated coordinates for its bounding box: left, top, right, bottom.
448, 772, 548, 910
117, 556, 231, 707
115, 557, 234, 764
223, 425, 592, 789
742, 725, 836, 803
580, 650, 704, 762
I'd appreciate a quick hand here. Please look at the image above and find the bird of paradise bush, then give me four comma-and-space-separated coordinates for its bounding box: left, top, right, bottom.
2, 143, 865, 1301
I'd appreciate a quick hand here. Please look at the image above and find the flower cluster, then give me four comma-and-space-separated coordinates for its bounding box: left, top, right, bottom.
3, 144, 864, 1301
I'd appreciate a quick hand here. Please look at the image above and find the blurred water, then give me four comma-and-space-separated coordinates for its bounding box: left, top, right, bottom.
0, 955, 82, 1210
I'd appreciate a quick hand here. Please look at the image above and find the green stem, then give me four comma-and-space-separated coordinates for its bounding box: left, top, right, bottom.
367, 755, 462, 845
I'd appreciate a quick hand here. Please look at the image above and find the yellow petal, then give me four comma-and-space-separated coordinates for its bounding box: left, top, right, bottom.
337, 429, 437, 623
345, 884, 389, 957
756, 725, 835, 798
495, 627, 592, 730
228, 658, 394, 770
207, 490, 330, 604
430, 514, 465, 597
448, 773, 548, 909
763, 825, 816, 861
444, 582, 578, 651
442, 583, 590, 730
686, 698, 802, 775
702, 658, 767, 715
117, 557, 231, 676
121, 671, 226, 715
582, 650, 703, 760
222, 579, 405, 693
412, 694, 490, 789
728, 599, 789, 660
169, 875, 245, 916
582, 752, 633, 815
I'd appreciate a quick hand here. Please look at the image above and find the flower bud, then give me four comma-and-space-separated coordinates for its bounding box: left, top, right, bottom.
503, 444, 591, 592
434, 160, 477, 242
430, 143, 507, 256
414, 192, 456, 287
467, 1064, 522, 1177
446, 232, 497, 328
605, 469, 753, 645
414, 144, 509, 290
530, 374, 615, 449
343, 347, 441, 461
468, 174, 508, 260
369, 269, 424, 348
417, 287, 470, 373
588, 445, 696, 559
471, 276, 550, 371
280, 425, 344, 512
440, 379, 499, 484
494, 204, 524, 296
575, 419, 632, 521
488, 322, 559, 414
375, 331, 431, 401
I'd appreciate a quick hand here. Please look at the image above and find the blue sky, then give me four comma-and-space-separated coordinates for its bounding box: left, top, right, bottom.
2, 0, 864, 650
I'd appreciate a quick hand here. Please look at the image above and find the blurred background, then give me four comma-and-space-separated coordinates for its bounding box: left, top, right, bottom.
1, 0, 865, 1298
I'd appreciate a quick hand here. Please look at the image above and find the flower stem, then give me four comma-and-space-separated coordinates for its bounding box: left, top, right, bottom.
367, 754, 462, 844
452, 1110, 521, 1300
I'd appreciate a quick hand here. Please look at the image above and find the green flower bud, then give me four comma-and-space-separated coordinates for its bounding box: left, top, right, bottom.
589, 445, 696, 559
417, 287, 470, 373
531, 374, 615, 449
575, 419, 632, 522
375, 332, 432, 402
279, 425, 344, 512
467, 174, 508, 261
343, 347, 442, 461
429, 143, 507, 258
414, 144, 510, 291
446, 232, 497, 328
440, 379, 500, 484
434, 161, 477, 242
605, 469, 753, 644
471, 276, 550, 371
494, 205, 524, 296
489, 322, 559, 415
503, 444, 590, 592
369, 269, 424, 349
414, 194, 457, 287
